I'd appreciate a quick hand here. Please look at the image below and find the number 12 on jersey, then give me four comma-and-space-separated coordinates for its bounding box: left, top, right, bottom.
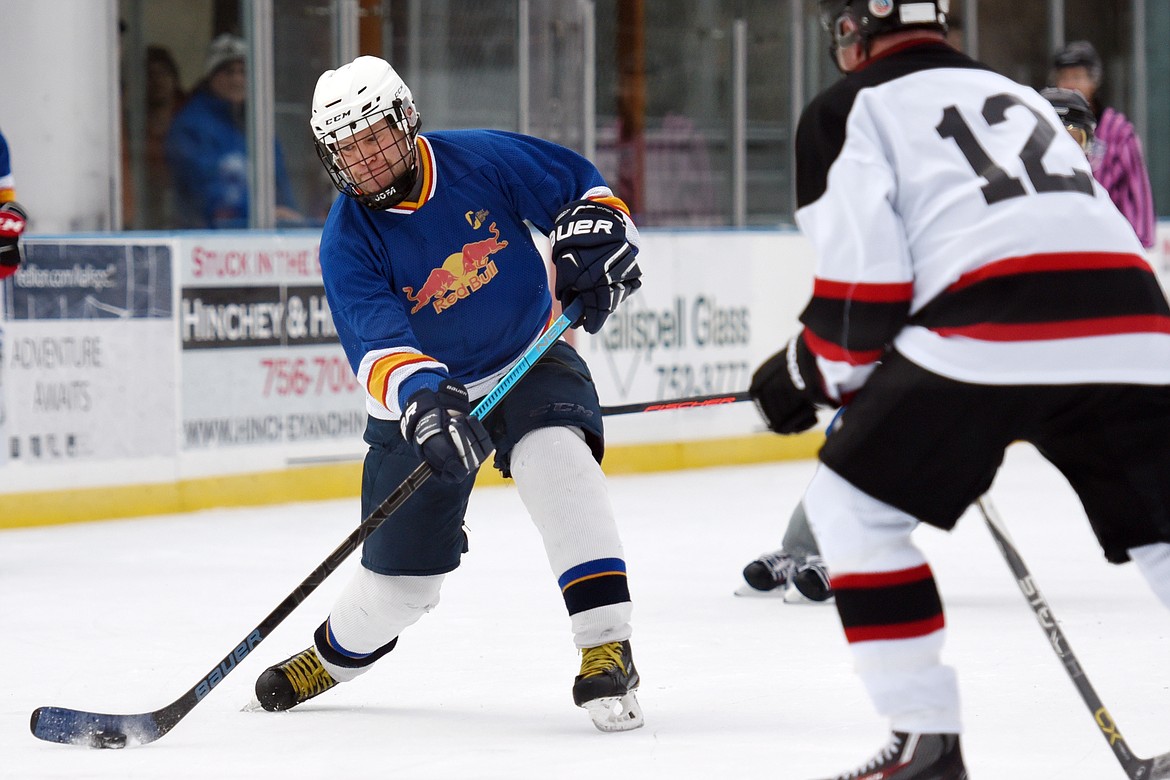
936, 93, 1094, 205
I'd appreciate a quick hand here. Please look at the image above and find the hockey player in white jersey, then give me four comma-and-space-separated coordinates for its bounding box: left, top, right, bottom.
749, 2, 1170, 778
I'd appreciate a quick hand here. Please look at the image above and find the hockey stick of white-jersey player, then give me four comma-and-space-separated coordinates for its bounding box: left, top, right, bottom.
978, 496, 1170, 780
600, 390, 751, 416
29, 300, 585, 750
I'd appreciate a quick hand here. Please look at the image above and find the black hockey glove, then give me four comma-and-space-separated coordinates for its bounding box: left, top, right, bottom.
0, 201, 28, 278
551, 199, 642, 335
400, 380, 493, 484
749, 333, 832, 435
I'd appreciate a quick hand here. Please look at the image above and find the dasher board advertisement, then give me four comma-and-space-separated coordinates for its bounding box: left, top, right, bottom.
176, 233, 365, 452
1, 240, 176, 464
578, 230, 813, 405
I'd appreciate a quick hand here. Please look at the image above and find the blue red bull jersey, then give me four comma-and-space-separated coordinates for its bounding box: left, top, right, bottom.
319, 128, 619, 420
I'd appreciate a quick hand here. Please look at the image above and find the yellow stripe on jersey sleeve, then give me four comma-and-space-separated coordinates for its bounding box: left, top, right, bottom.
366, 352, 438, 407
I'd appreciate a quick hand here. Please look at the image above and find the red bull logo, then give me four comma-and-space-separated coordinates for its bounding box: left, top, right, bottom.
402, 222, 509, 314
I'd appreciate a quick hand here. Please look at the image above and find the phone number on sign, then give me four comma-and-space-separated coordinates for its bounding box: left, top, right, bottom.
260, 356, 360, 396
655, 361, 750, 398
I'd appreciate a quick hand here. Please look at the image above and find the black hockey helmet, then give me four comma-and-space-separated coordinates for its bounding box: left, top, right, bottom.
818, 0, 949, 54
1040, 86, 1097, 151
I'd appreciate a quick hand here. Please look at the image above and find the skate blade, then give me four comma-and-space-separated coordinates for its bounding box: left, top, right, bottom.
733, 584, 787, 598
734, 583, 832, 604
583, 692, 644, 732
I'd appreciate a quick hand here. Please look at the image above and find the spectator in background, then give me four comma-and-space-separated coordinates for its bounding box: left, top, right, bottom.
141, 46, 186, 228
1051, 40, 1155, 248
166, 34, 300, 228
0, 129, 27, 280
945, 12, 963, 51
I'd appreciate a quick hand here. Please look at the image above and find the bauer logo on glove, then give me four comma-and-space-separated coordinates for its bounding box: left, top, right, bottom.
400, 379, 492, 484
551, 198, 642, 335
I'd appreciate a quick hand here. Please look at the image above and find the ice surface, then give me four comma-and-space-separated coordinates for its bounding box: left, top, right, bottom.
3, 444, 1167, 779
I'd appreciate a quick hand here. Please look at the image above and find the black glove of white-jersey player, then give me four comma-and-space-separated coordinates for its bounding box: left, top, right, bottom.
400, 380, 493, 483
750, 332, 833, 434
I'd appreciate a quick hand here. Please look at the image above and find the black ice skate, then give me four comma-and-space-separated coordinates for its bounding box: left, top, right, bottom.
742, 549, 794, 592
254, 647, 339, 712
792, 555, 833, 602
572, 639, 643, 732
739, 549, 834, 603
813, 731, 968, 780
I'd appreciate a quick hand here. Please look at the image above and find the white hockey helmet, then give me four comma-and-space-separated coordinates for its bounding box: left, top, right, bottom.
311, 56, 421, 208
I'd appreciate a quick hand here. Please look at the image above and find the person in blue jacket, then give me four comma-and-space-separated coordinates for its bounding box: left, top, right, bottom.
165, 34, 300, 228
251, 56, 646, 733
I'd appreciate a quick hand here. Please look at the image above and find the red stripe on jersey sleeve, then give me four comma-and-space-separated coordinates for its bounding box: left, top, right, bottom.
813, 278, 915, 302
803, 328, 885, 367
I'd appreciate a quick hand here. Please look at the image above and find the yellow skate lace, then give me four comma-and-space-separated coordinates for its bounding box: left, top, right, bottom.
282, 649, 338, 700
579, 642, 625, 678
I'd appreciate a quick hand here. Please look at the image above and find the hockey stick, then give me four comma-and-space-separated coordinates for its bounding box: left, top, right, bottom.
600, 390, 750, 416
978, 496, 1170, 779
29, 299, 584, 750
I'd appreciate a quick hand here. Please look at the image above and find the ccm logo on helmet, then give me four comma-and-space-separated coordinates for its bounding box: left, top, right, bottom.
325, 109, 352, 126
552, 220, 614, 242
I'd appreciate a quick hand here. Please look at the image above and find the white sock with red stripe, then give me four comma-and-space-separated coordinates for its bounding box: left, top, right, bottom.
805, 464, 962, 734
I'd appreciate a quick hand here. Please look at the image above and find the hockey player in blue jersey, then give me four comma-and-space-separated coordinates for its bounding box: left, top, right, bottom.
253, 56, 644, 732
0, 129, 28, 280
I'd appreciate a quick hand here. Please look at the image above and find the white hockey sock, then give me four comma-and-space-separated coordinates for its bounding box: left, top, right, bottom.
804, 464, 962, 734
510, 426, 633, 649
1129, 542, 1170, 610
316, 567, 444, 682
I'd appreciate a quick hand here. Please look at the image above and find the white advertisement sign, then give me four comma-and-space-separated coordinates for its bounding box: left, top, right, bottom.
1, 241, 176, 465
176, 233, 366, 454
581, 231, 814, 402
577, 230, 814, 440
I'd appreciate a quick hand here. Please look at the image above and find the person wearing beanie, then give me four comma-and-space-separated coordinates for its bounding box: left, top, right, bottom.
165, 34, 300, 228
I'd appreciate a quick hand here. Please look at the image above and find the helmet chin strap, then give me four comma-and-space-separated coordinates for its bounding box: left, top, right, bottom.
377, 165, 419, 209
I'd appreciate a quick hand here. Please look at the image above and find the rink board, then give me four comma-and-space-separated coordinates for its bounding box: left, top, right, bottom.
4, 222, 1167, 528
0, 227, 819, 527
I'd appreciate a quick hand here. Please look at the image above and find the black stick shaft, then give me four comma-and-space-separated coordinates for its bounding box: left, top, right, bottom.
977, 496, 1152, 777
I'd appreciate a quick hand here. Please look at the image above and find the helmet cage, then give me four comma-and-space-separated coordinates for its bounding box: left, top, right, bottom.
314, 99, 420, 209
